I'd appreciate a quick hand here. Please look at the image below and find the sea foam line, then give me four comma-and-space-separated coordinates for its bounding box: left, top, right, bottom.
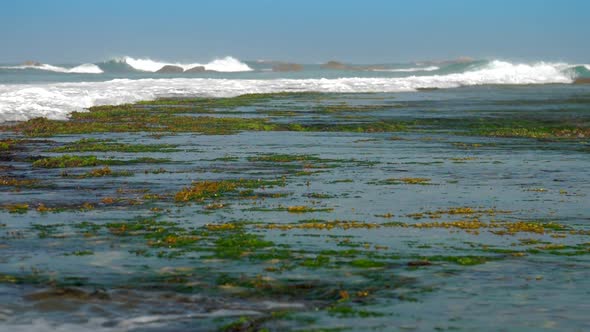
0, 63, 103, 74
373, 66, 440, 72
0, 60, 578, 122
121, 56, 252, 72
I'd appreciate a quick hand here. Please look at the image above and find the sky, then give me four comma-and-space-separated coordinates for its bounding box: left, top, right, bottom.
1, 0, 589, 64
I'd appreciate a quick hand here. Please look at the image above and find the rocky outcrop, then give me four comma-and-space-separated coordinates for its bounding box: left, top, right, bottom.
272, 62, 303, 72
156, 65, 184, 73
321, 61, 350, 70
22, 61, 42, 67
574, 77, 590, 84
320, 60, 385, 71
185, 66, 206, 73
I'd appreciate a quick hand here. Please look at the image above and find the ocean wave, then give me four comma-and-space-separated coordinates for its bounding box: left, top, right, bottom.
0, 63, 103, 74
373, 66, 440, 73
66, 63, 104, 74
121, 56, 252, 72
0, 60, 583, 122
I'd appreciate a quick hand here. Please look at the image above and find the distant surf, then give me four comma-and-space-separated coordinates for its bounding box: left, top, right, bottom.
0, 63, 104, 74
0, 58, 589, 122
0, 56, 253, 74
372, 66, 440, 72
114, 56, 253, 72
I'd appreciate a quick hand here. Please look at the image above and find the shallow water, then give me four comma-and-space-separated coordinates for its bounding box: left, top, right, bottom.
0, 86, 589, 331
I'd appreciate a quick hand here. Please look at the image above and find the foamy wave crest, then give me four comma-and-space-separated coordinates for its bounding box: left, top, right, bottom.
0, 60, 579, 122
66, 64, 104, 74
0, 63, 103, 74
122, 56, 252, 72
373, 66, 440, 72
427, 60, 575, 85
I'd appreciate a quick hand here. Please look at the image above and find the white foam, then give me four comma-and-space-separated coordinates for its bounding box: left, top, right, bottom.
202, 57, 253, 72
66, 63, 104, 74
0, 63, 103, 74
0, 60, 578, 122
123, 56, 252, 72
373, 66, 440, 72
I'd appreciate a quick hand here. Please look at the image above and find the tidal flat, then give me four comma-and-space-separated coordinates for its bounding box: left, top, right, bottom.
1, 86, 589, 331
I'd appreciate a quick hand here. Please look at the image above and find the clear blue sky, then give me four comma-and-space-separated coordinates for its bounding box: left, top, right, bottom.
1, 0, 588, 63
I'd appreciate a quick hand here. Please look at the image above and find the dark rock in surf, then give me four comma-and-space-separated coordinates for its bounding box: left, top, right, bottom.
321, 60, 385, 71
156, 65, 184, 73
22, 61, 43, 67
574, 78, 590, 84
321, 61, 350, 70
185, 66, 206, 73
272, 62, 304, 72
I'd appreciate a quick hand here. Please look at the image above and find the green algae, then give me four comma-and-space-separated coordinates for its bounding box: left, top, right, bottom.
5, 203, 29, 214
175, 178, 285, 202
32, 155, 170, 168
422, 255, 496, 266
248, 154, 330, 163
11, 113, 277, 137
4, 94, 407, 137
300, 255, 331, 268
74, 166, 134, 178
372, 177, 432, 185
0, 138, 18, 151
64, 250, 94, 256
214, 232, 274, 259
349, 259, 386, 268
32, 155, 102, 168
50, 138, 178, 153
0, 176, 41, 188
327, 304, 384, 318
2, 91, 590, 331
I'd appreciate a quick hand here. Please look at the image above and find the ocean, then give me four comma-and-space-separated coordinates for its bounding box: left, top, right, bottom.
1, 56, 589, 122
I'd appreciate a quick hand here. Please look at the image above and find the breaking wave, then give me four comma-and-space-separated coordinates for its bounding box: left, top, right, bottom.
0, 59, 588, 122
114, 56, 253, 72
0, 63, 103, 74
373, 66, 440, 72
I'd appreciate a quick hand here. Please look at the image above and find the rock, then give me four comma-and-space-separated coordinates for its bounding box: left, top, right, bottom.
156, 65, 184, 73
320, 60, 385, 71
185, 66, 206, 73
321, 61, 350, 70
22, 61, 43, 67
574, 77, 590, 84
272, 62, 303, 72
